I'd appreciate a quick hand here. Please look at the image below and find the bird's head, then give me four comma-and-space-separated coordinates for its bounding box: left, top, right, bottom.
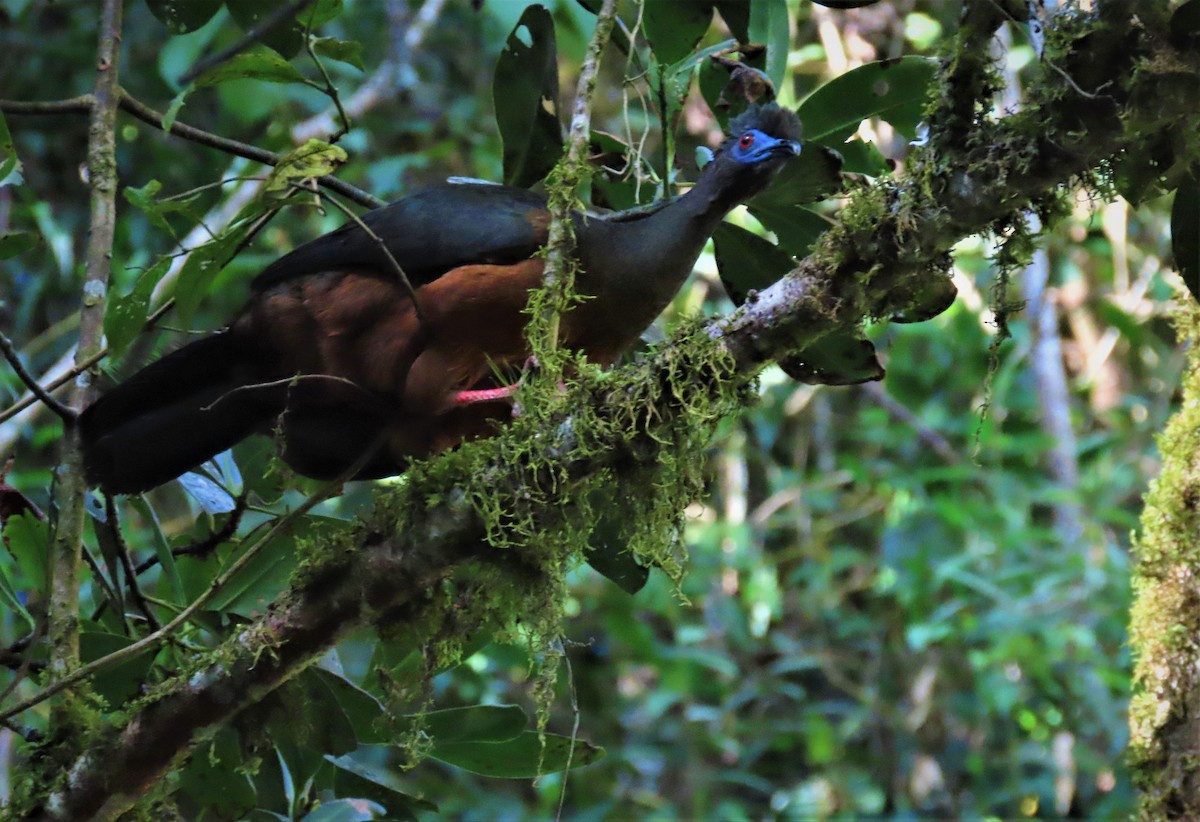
702, 103, 803, 204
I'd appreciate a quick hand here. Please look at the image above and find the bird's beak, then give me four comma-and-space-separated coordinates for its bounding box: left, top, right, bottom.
776, 140, 803, 157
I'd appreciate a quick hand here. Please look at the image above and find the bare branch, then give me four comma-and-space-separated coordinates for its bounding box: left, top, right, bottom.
0, 331, 76, 422
44, 0, 123, 735
177, 0, 318, 86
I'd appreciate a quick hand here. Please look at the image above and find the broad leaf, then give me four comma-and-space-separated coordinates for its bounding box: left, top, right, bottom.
264, 139, 348, 196
493, 5, 562, 188
193, 48, 309, 89
313, 37, 365, 72
178, 728, 257, 817
327, 753, 437, 821
104, 258, 169, 359
746, 202, 833, 258
749, 145, 844, 210
431, 731, 604, 778
644, 0, 713, 65
798, 56, 937, 143
0, 231, 38, 259
749, 0, 789, 92
420, 704, 528, 744
80, 631, 158, 706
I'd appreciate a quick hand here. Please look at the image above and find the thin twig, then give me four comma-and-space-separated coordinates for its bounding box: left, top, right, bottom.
178, 0, 318, 86
0, 92, 384, 210
301, 10, 351, 142
134, 491, 248, 576
0, 299, 175, 426
312, 187, 425, 323
0, 440, 374, 724
0, 95, 93, 114
0, 331, 76, 422
115, 92, 384, 209
106, 497, 161, 631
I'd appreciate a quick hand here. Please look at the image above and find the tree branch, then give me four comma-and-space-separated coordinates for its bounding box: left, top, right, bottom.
44, 0, 122, 737
0, 91, 383, 209
0, 330, 75, 422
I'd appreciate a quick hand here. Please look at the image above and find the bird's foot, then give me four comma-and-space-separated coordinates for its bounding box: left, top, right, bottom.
451, 384, 518, 406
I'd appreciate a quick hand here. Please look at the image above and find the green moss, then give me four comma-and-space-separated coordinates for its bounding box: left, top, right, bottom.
1129, 300, 1200, 814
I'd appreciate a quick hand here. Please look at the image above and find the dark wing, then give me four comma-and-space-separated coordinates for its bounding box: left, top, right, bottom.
252, 183, 551, 291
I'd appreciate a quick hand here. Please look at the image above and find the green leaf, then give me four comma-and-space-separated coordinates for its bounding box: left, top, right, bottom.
0, 110, 21, 185
193, 47, 309, 89
172, 190, 276, 325
431, 731, 604, 778
746, 202, 833, 258
419, 704, 528, 744
3, 510, 47, 593
80, 630, 158, 706
327, 753, 437, 820
264, 139, 348, 196
834, 138, 891, 176
493, 5, 562, 188
0, 550, 34, 630
749, 145, 844, 209
178, 727, 257, 817
272, 668, 359, 758
300, 799, 385, 822
712, 221, 795, 304
309, 665, 390, 744
778, 333, 884, 385
104, 258, 169, 359
587, 518, 650, 595
797, 56, 937, 142
644, 0, 713, 65
0, 231, 39, 259
227, 0, 307, 58
1173, 172, 1200, 304
715, 1, 750, 43
127, 496, 186, 604
749, 0, 789, 92
145, 0, 222, 34
313, 37, 365, 71
206, 518, 332, 616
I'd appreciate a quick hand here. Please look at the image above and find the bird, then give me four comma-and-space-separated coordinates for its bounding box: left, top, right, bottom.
80, 104, 804, 494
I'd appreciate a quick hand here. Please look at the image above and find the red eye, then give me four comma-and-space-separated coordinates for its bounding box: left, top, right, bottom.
738, 133, 755, 149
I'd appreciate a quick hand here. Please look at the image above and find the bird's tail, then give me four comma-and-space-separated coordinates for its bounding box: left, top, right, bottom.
80, 331, 278, 494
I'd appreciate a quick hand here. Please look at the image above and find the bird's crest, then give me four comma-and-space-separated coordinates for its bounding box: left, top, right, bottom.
721, 103, 803, 151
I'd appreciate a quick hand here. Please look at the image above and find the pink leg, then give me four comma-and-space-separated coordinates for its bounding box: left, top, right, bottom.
452, 384, 518, 406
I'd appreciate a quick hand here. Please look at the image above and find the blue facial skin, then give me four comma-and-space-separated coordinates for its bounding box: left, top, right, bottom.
730, 129, 803, 163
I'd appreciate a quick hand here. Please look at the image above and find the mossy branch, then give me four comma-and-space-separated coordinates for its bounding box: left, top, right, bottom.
22, 3, 1200, 815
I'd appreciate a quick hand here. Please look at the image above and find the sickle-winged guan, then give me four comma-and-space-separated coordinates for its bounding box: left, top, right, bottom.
81, 104, 803, 493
